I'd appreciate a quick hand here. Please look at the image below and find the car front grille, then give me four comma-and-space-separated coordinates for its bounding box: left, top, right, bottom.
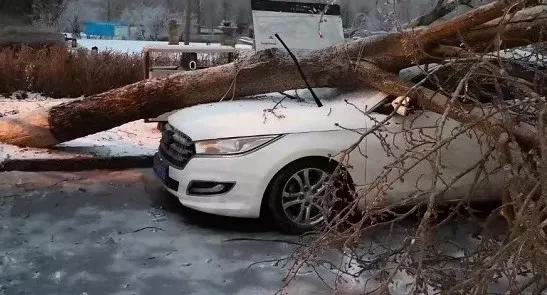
159, 123, 196, 169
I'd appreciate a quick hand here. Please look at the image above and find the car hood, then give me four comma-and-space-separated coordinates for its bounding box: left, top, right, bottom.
168, 88, 389, 141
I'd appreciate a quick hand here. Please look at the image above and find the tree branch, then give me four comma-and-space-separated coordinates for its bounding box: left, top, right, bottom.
351, 61, 541, 151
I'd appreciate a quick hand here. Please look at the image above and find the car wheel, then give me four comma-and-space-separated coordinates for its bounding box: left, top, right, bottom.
265, 158, 348, 234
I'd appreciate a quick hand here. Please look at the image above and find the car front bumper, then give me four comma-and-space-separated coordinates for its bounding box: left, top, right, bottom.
153, 131, 352, 219
154, 152, 269, 218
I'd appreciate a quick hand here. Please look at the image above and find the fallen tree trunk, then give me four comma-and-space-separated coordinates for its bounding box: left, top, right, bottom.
0, 2, 545, 148
0, 50, 352, 146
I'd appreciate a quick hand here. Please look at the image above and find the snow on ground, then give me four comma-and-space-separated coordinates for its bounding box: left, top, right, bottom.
77, 38, 253, 54
0, 92, 75, 114
0, 94, 161, 163
55, 120, 161, 158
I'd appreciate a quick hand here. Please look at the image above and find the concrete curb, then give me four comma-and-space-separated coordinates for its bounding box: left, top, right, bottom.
0, 156, 154, 172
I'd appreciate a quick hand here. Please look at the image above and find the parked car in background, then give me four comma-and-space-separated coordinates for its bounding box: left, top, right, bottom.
143, 44, 240, 79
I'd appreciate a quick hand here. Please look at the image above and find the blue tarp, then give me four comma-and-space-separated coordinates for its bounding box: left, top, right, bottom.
84, 22, 127, 37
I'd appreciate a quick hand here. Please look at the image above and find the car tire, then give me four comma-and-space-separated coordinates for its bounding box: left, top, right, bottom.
265, 158, 353, 234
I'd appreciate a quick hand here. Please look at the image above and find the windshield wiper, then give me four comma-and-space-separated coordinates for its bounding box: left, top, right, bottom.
274, 33, 323, 108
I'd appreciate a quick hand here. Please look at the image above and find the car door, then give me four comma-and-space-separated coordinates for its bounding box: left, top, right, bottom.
346, 110, 502, 208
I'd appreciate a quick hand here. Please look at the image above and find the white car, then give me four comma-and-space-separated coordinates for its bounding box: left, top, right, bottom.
153, 88, 501, 233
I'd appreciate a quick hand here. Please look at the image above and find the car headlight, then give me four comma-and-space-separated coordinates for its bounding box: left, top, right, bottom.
194, 135, 279, 155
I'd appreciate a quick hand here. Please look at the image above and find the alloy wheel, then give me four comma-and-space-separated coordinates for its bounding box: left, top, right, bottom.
281, 168, 330, 227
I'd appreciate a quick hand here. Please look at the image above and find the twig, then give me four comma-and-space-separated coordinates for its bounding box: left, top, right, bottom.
278, 91, 299, 101
223, 237, 306, 247
132, 226, 165, 233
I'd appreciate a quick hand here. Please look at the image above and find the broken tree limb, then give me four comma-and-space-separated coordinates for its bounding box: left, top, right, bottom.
351, 61, 541, 151
343, 0, 513, 70
0, 2, 544, 148
428, 5, 546, 58
423, 5, 547, 62
0, 110, 59, 147
417, 0, 511, 44
454, 5, 547, 50
408, 0, 468, 27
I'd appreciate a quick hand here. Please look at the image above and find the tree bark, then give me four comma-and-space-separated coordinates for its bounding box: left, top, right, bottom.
407, 0, 471, 27
48, 50, 352, 142
452, 5, 547, 51
0, 2, 544, 148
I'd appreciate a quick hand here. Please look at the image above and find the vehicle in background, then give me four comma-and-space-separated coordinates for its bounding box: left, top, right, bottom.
143, 45, 239, 79
238, 37, 255, 46
143, 0, 345, 79
250, 0, 344, 51
143, 44, 244, 128
0, 4, 64, 48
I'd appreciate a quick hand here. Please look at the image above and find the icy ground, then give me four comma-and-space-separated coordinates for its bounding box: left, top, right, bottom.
0, 169, 510, 294
0, 93, 161, 164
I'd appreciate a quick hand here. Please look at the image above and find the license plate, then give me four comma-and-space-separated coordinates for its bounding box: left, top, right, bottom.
153, 154, 168, 182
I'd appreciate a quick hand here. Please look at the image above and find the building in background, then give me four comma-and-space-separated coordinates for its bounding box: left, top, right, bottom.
83, 21, 131, 39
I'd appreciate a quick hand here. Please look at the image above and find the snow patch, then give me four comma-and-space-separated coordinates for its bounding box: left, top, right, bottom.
0, 94, 161, 163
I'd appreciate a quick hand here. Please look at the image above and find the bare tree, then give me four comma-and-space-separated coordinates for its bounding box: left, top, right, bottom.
69, 14, 81, 36
99, 0, 125, 22
121, 3, 168, 40
31, 0, 68, 29
150, 9, 167, 40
